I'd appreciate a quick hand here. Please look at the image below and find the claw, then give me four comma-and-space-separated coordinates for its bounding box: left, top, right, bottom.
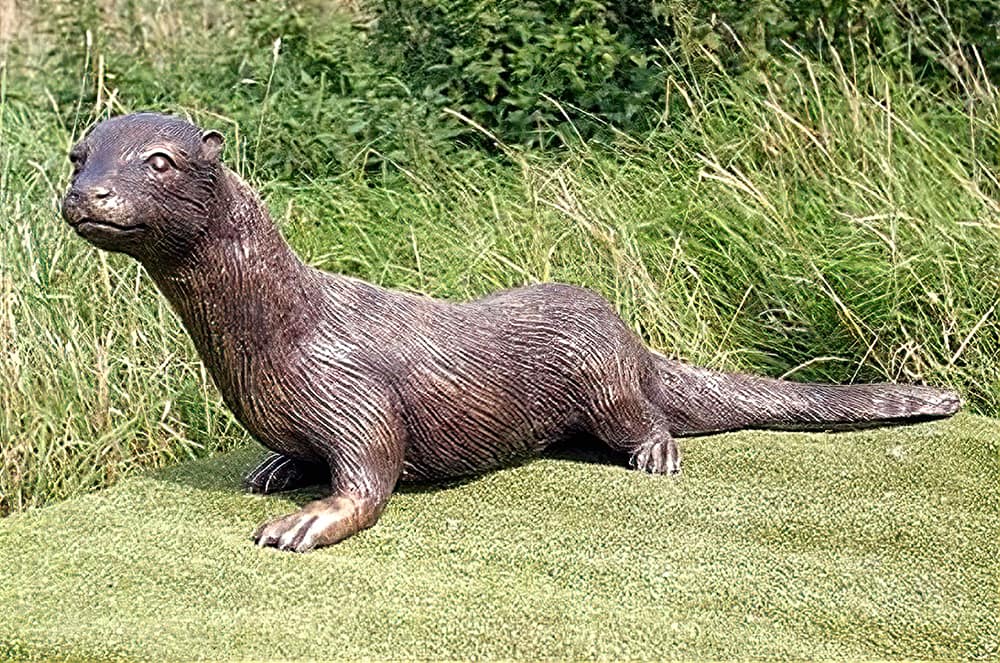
630, 437, 682, 475
252, 495, 365, 552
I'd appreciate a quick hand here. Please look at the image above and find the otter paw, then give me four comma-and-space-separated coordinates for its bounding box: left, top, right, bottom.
253, 497, 359, 552
254, 511, 333, 553
629, 436, 682, 475
244, 453, 326, 495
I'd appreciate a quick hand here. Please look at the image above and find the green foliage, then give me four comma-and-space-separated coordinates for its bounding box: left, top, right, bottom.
371, 0, 999, 146
660, 0, 1000, 86
22, 0, 997, 171
19, 0, 448, 180
372, 0, 667, 146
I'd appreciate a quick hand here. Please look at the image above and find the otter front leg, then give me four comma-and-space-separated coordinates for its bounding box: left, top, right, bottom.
253, 405, 405, 553
253, 463, 400, 552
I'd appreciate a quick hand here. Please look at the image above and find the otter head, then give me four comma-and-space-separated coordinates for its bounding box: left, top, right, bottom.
62, 113, 224, 264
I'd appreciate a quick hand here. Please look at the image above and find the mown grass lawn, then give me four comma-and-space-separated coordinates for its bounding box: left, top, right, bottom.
1, 414, 996, 660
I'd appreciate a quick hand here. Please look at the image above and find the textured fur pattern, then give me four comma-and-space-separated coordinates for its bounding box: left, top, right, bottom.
62, 113, 961, 552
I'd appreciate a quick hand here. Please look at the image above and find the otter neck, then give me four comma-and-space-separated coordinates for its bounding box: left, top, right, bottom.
144, 170, 316, 385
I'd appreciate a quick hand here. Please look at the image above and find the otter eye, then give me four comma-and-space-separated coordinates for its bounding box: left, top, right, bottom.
147, 153, 174, 173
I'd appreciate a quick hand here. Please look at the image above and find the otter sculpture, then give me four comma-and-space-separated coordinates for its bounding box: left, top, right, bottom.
61, 113, 961, 552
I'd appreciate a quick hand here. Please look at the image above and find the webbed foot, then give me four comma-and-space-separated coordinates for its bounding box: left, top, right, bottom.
629, 435, 682, 475
253, 496, 369, 552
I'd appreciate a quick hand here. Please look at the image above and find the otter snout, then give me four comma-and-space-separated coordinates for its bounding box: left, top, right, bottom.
61, 181, 118, 225
61, 173, 145, 251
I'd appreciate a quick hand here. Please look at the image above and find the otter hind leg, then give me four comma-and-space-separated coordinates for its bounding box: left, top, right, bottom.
589, 396, 683, 475
629, 432, 681, 474
244, 452, 327, 495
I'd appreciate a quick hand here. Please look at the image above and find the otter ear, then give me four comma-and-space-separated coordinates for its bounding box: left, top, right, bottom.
200, 130, 224, 161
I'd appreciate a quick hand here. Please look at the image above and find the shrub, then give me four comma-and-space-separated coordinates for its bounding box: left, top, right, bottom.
371, 0, 669, 147
370, 0, 998, 146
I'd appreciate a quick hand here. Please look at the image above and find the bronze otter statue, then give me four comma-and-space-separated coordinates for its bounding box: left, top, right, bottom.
61, 113, 961, 552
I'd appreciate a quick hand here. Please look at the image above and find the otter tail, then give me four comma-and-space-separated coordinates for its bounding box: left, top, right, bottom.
651, 355, 961, 436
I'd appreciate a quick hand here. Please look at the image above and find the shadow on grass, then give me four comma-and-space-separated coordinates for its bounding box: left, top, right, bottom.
152, 434, 632, 505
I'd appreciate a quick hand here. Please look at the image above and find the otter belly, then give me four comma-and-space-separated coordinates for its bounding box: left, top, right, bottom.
387, 284, 651, 480
390, 341, 618, 480
396, 364, 582, 481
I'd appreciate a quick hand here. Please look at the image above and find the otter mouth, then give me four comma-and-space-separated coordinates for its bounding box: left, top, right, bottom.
70, 217, 148, 237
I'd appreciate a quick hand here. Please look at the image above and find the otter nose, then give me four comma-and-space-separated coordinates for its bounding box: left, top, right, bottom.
61, 181, 117, 224
67, 181, 116, 205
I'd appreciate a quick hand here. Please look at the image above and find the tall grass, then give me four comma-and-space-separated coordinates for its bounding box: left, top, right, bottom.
1, 1, 997, 514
